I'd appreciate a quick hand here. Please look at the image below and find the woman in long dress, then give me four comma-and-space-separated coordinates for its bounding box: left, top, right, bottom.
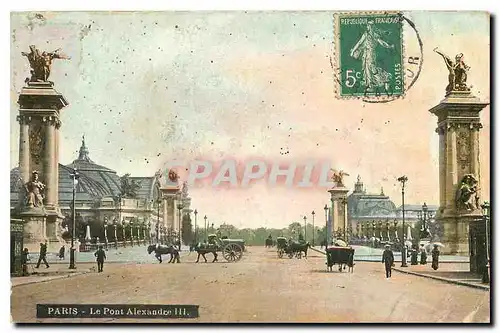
350, 22, 394, 91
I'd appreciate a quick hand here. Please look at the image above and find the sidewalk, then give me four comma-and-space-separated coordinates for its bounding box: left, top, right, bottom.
393, 262, 489, 291
11, 263, 96, 287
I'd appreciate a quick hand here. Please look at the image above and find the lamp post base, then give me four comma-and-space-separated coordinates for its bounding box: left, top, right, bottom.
68, 248, 76, 269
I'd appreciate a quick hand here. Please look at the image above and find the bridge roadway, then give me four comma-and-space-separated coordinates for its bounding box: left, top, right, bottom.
11, 246, 489, 323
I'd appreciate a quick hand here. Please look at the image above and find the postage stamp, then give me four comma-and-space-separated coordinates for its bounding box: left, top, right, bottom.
334, 12, 404, 99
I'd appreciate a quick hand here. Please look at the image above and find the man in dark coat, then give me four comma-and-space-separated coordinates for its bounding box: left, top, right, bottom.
35, 242, 49, 268
94, 245, 106, 273
21, 248, 30, 276
382, 244, 394, 278
410, 246, 419, 265
420, 246, 427, 265
431, 245, 440, 270
58, 245, 65, 260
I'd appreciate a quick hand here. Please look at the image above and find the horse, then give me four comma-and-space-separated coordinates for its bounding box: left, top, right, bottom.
288, 242, 310, 259
147, 244, 180, 263
193, 243, 219, 263
265, 238, 274, 248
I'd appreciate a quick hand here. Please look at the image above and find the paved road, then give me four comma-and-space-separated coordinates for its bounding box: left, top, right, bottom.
34, 244, 469, 263
11, 247, 489, 323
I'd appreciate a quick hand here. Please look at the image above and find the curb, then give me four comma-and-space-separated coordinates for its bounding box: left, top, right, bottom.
392, 268, 490, 291
11, 270, 92, 288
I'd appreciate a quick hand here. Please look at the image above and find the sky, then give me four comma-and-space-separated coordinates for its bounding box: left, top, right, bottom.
10, 11, 490, 229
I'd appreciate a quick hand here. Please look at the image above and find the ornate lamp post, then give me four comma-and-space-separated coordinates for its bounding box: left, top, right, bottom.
204, 215, 208, 241
303, 216, 307, 242
481, 201, 490, 284
69, 168, 80, 270
194, 209, 198, 243
311, 210, 315, 247
324, 204, 328, 245
397, 175, 408, 267
419, 202, 434, 241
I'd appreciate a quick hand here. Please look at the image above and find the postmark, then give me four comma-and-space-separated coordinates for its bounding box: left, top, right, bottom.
333, 11, 424, 103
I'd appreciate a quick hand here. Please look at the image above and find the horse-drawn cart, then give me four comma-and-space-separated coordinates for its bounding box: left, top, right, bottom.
276, 237, 288, 258
276, 237, 310, 259
194, 234, 245, 263
325, 246, 355, 272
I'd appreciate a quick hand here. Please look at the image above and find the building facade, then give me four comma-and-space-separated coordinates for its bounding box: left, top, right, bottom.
347, 175, 438, 243
10, 137, 188, 250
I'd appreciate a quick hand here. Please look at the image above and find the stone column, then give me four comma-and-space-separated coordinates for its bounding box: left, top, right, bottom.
437, 127, 446, 208
429, 90, 488, 255
328, 186, 349, 242
44, 120, 56, 208
18, 116, 30, 184
331, 199, 338, 238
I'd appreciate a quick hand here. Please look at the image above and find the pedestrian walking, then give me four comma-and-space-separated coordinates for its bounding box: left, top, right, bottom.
21, 248, 30, 276
35, 241, 49, 268
410, 246, 419, 265
382, 244, 395, 278
58, 245, 65, 260
94, 245, 106, 273
420, 247, 427, 265
431, 245, 440, 270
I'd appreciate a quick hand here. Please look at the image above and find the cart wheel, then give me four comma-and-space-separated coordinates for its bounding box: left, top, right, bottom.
288, 252, 294, 259
278, 250, 284, 258
222, 243, 243, 262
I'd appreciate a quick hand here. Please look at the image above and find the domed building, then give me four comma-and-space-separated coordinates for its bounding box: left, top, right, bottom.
347, 175, 437, 242
10, 137, 173, 245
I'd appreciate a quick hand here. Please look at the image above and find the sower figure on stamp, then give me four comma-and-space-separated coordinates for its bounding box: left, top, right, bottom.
94, 245, 106, 273
35, 241, 49, 269
382, 244, 394, 278
350, 21, 395, 92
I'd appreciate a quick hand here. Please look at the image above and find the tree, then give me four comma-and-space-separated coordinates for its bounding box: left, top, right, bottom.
288, 222, 302, 235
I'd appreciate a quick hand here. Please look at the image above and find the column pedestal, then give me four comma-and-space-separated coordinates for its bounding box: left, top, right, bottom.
328, 186, 350, 243
20, 208, 48, 253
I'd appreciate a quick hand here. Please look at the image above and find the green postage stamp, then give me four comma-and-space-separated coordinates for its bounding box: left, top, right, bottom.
335, 12, 404, 99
